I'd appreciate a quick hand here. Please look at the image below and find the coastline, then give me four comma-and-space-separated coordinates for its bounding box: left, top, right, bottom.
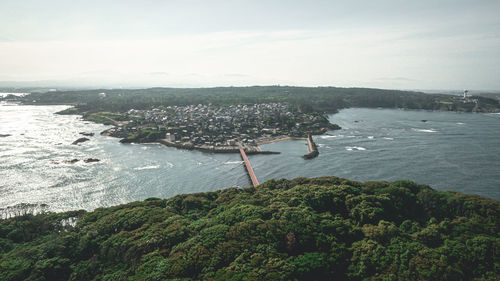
102, 127, 324, 155
156, 138, 281, 155
255, 136, 307, 146
155, 134, 319, 155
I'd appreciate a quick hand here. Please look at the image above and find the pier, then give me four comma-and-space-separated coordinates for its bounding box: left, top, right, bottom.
239, 147, 260, 187
302, 134, 319, 159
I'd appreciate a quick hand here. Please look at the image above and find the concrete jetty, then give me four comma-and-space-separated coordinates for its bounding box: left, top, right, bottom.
302, 134, 319, 159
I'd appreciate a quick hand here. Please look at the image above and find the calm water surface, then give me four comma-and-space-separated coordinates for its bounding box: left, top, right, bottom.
1, 104, 498, 214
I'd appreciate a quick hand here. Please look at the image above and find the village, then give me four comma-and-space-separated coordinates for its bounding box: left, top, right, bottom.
101, 102, 338, 153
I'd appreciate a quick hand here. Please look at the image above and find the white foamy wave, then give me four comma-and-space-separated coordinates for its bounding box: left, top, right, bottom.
383, 137, 394, 140
367, 136, 374, 139
224, 161, 243, 165
320, 135, 342, 139
413, 128, 438, 133
456, 122, 465, 125
134, 165, 160, 170
166, 162, 174, 168
346, 146, 366, 151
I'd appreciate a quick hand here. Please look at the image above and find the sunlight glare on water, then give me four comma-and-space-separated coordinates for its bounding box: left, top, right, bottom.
1, 105, 499, 214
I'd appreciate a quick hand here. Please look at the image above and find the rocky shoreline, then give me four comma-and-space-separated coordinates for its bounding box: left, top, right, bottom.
94, 113, 340, 156
100, 127, 336, 155
100, 129, 280, 154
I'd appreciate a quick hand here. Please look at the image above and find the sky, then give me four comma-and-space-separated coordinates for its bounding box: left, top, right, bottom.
0, 0, 499, 90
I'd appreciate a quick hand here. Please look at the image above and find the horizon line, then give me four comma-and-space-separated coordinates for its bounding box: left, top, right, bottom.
0, 83, 499, 93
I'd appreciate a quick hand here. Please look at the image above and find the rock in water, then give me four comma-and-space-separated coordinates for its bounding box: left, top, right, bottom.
0, 134, 11, 137
72, 137, 90, 145
84, 158, 100, 163
79, 132, 95, 136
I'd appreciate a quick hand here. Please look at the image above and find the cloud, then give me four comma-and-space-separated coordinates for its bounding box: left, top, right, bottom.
375, 77, 417, 82
0, 27, 499, 90
148, 72, 170, 76
223, 73, 249, 77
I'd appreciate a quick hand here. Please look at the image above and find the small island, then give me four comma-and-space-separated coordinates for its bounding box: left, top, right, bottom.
92, 102, 340, 154
71, 137, 90, 145
4, 86, 499, 156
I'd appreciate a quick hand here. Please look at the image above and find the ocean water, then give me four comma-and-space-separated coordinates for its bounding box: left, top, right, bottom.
254, 108, 500, 200
0, 104, 499, 214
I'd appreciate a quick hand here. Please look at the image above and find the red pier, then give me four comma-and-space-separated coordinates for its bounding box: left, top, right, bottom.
239, 148, 260, 187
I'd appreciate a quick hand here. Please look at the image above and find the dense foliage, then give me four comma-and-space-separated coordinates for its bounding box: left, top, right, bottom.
0, 177, 499, 280
7, 86, 499, 114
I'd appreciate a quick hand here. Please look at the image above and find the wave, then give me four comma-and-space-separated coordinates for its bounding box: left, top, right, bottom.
320, 135, 343, 139
346, 146, 366, 151
224, 161, 243, 165
456, 122, 465, 125
367, 136, 374, 139
413, 128, 438, 133
134, 165, 160, 170
383, 137, 394, 140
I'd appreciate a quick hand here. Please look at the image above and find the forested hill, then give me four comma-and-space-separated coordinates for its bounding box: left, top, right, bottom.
0, 177, 498, 280
5, 86, 500, 113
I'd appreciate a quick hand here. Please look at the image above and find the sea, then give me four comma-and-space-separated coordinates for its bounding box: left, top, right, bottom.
1, 102, 499, 216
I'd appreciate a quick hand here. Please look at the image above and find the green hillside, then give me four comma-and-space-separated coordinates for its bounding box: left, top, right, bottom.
4, 86, 499, 114
0, 177, 498, 280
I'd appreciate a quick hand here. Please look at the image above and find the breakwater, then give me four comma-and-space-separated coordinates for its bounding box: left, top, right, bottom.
302, 134, 319, 159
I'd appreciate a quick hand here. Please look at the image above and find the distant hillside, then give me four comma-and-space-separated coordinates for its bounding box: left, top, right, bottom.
0, 177, 498, 280
4, 86, 499, 113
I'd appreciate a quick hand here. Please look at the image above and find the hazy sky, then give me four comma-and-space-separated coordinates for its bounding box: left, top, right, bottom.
1, 0, 499, 90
